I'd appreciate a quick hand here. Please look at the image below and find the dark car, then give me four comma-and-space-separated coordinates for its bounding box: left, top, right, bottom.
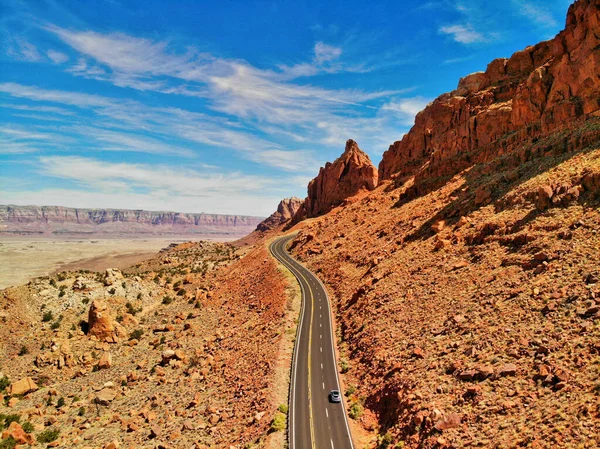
328, 390, 341, 403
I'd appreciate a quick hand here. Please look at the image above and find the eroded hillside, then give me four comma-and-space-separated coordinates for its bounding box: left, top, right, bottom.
0, 240, 296, 448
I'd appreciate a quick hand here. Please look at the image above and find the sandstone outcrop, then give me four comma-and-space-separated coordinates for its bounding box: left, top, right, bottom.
8, 377, 38, 396
87, 300, 125, 343
379, 0, 600, 183
256, 197, 303, 231
299, 140, 378, 219
0, 205, 264, 237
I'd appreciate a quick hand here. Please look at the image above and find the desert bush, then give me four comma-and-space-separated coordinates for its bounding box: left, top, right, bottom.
18, 346, 28, 356
269, 412, 286, 432
37, 428, 60, 443
130, 329, 144, 340
349, 402, 363, 420
42, 311, 54, 322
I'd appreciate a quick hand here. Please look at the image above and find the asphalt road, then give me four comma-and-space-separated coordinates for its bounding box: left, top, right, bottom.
270, 235, 355, 449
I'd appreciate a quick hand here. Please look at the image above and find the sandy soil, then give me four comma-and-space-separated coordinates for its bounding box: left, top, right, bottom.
0, 236, 236, 290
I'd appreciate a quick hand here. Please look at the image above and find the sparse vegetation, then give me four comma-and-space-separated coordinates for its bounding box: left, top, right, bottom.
162, 295, 173, 305
1, 414, 20, 428
18, 345, 28, 356
56, 397, 65, 408
0, 437, 17, 449
0, 376, 9, 392
269, 412, 286, 432
278, 403, 288, 414
42, 311, 54, 322
37, 428, 60, 443
21, 421, 34, 433
130, 329, 144, 340
349, 401, 363, 420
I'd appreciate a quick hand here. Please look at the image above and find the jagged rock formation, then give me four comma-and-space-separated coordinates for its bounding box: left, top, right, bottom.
0, 205, 264, 236
298, 140, 378, 220
379, 0, 600, 183
87, 299, 126, 343
255, 197, 303, 232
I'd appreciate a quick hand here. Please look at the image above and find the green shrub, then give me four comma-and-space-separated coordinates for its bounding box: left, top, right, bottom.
82, 297, 89, 304
57, 273, 66, 281
278, 404, 288, 414
108, 288, 116, 295
340, 358, 350, 373
18, 346, 28, 356
0, 376, 9, 392
58, 290, 65, 298
269, 412, 286, 432
50, 320, 61, 330
21, 421, 34, 433
2, 414, 20, 428
56, 397, 65, 408
78, 407, 85, 416
42, 311, 54, 322
162, 296, 173, 305
345, 385, 356, 396
176, 289, 185, 296
121, 282, 127, 289
379, 432, 393, 448
37, 428, 60, 443
348, 402, 363, 420
49, 279, 57, 288
0, 437, 17, 449
130, 329, 144, 340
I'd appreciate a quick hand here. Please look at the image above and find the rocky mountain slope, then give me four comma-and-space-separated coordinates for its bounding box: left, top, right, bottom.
274, 1, 600, 447
0, 240, 296, 448
0, 205, 264, 237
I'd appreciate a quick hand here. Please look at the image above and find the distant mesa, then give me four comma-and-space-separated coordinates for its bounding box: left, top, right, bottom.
0, 205, 264, 237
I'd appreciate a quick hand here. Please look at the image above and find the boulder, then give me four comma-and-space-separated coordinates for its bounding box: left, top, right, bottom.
88, 300, 126, 343
8, 377, 38, 396
2, 421, 35, 445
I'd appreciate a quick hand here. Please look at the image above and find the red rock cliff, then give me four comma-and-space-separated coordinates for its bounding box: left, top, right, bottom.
379, 0, 600, 182
301, 139, 378, 218
256, 197, 303, 231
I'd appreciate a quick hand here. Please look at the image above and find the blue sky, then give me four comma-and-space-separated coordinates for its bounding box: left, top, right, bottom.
0, 0, 571, 216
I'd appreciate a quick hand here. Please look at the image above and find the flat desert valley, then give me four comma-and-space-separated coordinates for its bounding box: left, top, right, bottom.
0, 236, 235, 290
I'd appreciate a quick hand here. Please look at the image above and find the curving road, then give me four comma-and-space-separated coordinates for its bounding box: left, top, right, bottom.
270, 235, 355, 449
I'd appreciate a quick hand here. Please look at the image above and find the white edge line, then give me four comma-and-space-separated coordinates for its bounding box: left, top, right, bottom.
270, 236, 307, 449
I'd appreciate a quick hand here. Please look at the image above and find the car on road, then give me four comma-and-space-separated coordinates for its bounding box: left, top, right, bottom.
328, 390, 341, 403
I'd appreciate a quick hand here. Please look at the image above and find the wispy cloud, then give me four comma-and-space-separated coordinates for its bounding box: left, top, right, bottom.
6, 38, 41, 61
47, 49, 69, 64
1, 155, 292, 215
512, 1, 558, 28
380, 96, 432, 125
42, 25, 409, 153
439, 24, 486, 44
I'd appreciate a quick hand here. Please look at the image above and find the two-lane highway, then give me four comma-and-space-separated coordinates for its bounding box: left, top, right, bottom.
270, 235, 354, 449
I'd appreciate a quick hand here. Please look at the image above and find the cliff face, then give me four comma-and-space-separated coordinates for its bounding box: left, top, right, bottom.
379, 0, 600, 183
255, 197, 303, 232
302, 139, 378, 218
0, 205, 264, 236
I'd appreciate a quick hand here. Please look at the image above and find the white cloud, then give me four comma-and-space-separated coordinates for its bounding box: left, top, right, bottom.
5, 155, 295, 216
513, 1, 558, 28
7, 39, 41, 61
314, 42, 342, 64
47, 49, 69, 64
439, 24, 486, 44
380, 96, 432, 125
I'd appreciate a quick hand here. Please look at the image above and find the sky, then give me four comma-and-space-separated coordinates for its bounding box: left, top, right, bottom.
0, 0, 572, 216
